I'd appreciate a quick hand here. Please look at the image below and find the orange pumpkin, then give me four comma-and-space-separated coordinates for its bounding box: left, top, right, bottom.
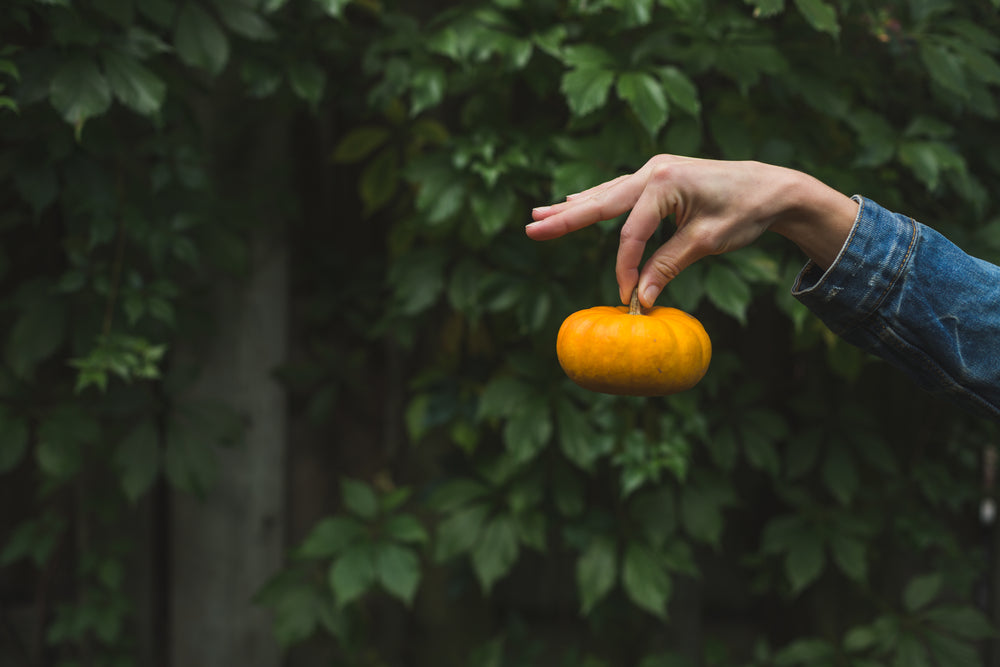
556, 290, 711, 396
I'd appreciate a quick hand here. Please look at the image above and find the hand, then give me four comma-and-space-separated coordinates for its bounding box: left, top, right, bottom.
526, 155, 857, 308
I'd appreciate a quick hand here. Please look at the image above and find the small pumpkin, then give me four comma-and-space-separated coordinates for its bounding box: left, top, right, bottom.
556, 289, 711, 396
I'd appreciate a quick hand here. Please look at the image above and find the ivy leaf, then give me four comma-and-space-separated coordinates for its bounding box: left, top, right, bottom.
502, 399, 552, 463
341, 478, 378, 519
746, 0, 785, 17
383, 514, 429, 545
434, 503, 490, 562
359, 147, 399, 215
297, 516, 366, 558
49, 59, 112, 131
329, 543, 376, 606
214, 0, 277, 41
288, 61, 326, 107
792, 0, 839, 37
920, 41, 968, 99
705, 263, 750, 324
561, 66, 616, 117
332, 125, 390, 163
616, 71, 669, 135
680, 475, 733, 546
903, 573, 943, 612
425, 478, 489, 512
829, 533, 867, 582
576, 537, 617, 615
410, 67, 446, 117
657, 66, 700, 116
921, 605, 997, 640
101, 50, 166, 116
557, 398, 608, 470
313, 0, 351, 18
471, 514, 520, 593
622, 541, 671, 618
786, 534, 825, 594
174, 3, 230, 76
822, 445, 858, 505
375, 542, 421, 605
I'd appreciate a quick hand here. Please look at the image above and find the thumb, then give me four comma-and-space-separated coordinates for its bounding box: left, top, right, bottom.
636, 229, 706, 308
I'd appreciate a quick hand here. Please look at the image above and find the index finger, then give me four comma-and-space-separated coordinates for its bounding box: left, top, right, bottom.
524, 173, 645, 241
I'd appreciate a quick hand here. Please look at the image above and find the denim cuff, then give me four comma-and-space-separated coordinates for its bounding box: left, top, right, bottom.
791, 196, 918, 336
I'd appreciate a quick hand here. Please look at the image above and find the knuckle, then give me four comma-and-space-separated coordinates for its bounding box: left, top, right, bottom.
649, 255, 682, 282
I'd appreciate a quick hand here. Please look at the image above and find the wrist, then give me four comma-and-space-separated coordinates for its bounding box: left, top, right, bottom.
768, 171, 858, 270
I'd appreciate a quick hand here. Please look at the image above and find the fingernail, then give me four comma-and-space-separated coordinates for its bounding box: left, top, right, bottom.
532, 205, 551, 214
642, 285, 659, 306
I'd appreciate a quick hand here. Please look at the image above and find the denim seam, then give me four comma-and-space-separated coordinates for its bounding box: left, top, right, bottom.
872, 318, 1000, 420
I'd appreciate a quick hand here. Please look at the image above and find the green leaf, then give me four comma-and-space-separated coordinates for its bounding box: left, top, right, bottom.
174, 3, 230, 76
359, 147, 399, 215
329, 543, 376, 606
0, 407, 30, 474
410, 67, 446, 116
746, 0, 785, 18
471, 514, 520, 592
557, 397, 608, 470
388, 248, 447, 316
313, 0, 351, 18
561, 66, 616, 117
922, 605, 997, 639
333, 126, 390, 163
502, 398, 552, 463
576, 537, 617, 615
792, 0, 839, 36
829, 533, 867, 582
0, 514, 65, 567
101, 50, 166, 115
426, 478, 489, 512
375, 542, 421, 605
434, 503, 490, 562
288, 61, 326, 106
774, 638, 836, 665
36, 406, 99, 483
920, 41, 968, 99
904, 573, 943, 612
478, 376, 530, 420
341, 478, 378, 519
115, 420, 161, 502
214, 0, 277, 40
622, 541, 672, 618
616, 71, 669, 135
383, 514, 429, 544
786, 535, 824, 593
680, 476, 733, 546
297, 516, 367, 558
842, 624, 878, 652
894, 634, 932, 667
822, 446, 858, 505
705, 263, 750, 324
657, 66, 700, 116
49, 59, 112, 129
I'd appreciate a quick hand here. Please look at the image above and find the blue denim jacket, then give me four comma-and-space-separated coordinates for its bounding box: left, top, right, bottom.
792, 196, 1000, 422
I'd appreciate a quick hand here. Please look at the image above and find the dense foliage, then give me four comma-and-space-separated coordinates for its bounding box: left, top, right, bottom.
3, 0, 1000, 665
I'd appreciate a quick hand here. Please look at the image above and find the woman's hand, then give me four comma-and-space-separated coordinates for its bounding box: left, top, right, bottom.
526, 155, 858, 308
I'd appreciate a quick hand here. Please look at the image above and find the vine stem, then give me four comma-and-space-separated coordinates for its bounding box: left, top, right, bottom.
629, 287, 643, 315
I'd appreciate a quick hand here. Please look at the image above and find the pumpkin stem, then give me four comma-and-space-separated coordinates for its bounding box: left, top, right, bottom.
629, 287, 643, 315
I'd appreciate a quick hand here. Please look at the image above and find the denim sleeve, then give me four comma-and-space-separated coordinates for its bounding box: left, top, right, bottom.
792, 196, 1000, 421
